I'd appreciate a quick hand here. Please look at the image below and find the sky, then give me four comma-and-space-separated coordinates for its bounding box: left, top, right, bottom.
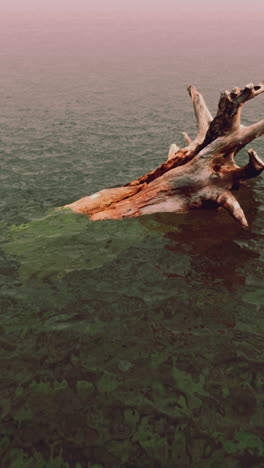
1, 0, 264, 19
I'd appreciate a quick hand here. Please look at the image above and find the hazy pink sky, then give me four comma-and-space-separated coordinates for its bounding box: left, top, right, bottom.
1, 0, 264, 18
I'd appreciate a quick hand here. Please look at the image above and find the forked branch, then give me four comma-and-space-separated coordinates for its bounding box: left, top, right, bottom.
231, 149, 264, 181
200, 81, 264, 148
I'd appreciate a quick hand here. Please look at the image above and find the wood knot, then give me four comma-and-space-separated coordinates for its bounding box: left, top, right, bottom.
213, 164, 221, 172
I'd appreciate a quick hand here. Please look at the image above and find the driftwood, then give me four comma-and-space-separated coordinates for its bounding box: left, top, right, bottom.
65, 82, 264, 228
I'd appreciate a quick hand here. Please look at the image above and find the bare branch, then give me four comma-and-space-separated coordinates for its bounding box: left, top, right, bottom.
167, 143, 181, 160
240, 119, 264, 146
235, 81, 264, 104
182, 132, 192, 145
200, 81, 264, 147
212, 189, 248, 228
187, 85, 213, 143
230, 149, 264, 181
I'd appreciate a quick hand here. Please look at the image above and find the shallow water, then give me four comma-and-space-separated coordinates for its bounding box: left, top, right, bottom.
0, 14, 264, 468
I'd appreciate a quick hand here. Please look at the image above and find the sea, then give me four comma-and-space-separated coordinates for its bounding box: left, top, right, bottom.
0, 12, 264, 467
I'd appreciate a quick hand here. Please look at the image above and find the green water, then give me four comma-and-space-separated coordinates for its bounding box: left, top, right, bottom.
0, 15, 264, 468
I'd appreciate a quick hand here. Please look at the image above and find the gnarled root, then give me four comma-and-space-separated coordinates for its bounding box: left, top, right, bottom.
65, 81, 264, 228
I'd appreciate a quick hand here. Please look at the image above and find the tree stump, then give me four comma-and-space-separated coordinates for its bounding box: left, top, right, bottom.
65, 82, 264, 228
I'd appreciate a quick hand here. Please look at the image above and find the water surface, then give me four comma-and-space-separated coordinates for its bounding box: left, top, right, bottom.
0, 14, 264, 467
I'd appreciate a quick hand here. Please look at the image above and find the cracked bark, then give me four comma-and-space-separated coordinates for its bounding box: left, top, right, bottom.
65, 81, 264, 228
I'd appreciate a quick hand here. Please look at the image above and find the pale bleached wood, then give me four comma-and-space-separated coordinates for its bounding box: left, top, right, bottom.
241, 119, 264, 146
182, 132, 192, 145
167, 143, 180, 160
187, 85, 213, 143
65, 82, 264, 228
209, 188, 248, 228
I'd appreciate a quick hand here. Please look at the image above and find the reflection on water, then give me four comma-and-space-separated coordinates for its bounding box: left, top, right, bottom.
0, 182, 264, 467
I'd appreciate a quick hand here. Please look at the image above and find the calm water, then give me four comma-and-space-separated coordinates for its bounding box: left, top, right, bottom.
0, 14, 264, 467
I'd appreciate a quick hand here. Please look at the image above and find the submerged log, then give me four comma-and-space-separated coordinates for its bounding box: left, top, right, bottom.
65, 82, 264, 228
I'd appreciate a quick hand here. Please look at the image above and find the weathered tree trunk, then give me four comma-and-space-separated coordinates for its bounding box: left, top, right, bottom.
65, 82, 264, 228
